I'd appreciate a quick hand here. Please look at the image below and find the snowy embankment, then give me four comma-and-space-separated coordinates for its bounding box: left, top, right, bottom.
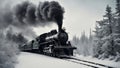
15, 52, 91, 68
75, 54, 120, 68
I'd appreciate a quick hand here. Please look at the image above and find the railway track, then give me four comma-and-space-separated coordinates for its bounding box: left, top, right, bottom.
26, 52, 115, 68
64, 59, 99, 68
62, 56, 115, 68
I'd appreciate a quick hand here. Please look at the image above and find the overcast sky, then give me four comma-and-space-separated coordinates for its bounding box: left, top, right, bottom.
28, 0, 115, 39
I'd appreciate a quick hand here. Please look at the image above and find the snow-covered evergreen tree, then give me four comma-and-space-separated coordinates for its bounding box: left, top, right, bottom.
114, 0, 120, 61
94, 5, 116, 59
93, 20, 107, 58
102, 5, 116, 58
88, 29, 94, 56
80, 31, 89, 56
72, 35, 80, 45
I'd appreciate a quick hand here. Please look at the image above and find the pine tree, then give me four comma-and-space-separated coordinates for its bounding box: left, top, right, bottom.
89, 29, 93, 41
93, 20, 106, 58
102, 5, 116, 58
80, 31, 89, 56
94, 5, 115, 58
114, 0, 120, 61
80, 31, 88, 43
88, 29, 94, 56
72, 35, 79, 45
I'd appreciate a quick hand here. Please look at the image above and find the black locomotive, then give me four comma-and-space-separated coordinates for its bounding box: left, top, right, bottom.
20, 29, 76, 57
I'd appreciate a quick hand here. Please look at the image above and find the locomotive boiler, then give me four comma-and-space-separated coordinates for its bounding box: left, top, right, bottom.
20, 28, 76, 57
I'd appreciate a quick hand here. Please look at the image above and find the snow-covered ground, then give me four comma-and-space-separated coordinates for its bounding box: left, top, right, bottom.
15, 52, 91, 68
15, 52, 120, 68
75, 54, 120, 68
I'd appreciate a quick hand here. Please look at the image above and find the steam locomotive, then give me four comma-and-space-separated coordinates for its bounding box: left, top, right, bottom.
20, 28, 76, 57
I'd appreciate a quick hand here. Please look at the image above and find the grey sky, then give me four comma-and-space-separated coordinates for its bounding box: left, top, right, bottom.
32, 0, 115, 39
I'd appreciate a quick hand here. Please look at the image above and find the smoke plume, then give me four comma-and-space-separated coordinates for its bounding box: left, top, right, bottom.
14, 1, 64, 31
0, 0, 65, 41
0, 0, 64, 68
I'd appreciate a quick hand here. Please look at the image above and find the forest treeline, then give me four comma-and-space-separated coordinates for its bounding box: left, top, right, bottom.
71, 0, 120, 61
